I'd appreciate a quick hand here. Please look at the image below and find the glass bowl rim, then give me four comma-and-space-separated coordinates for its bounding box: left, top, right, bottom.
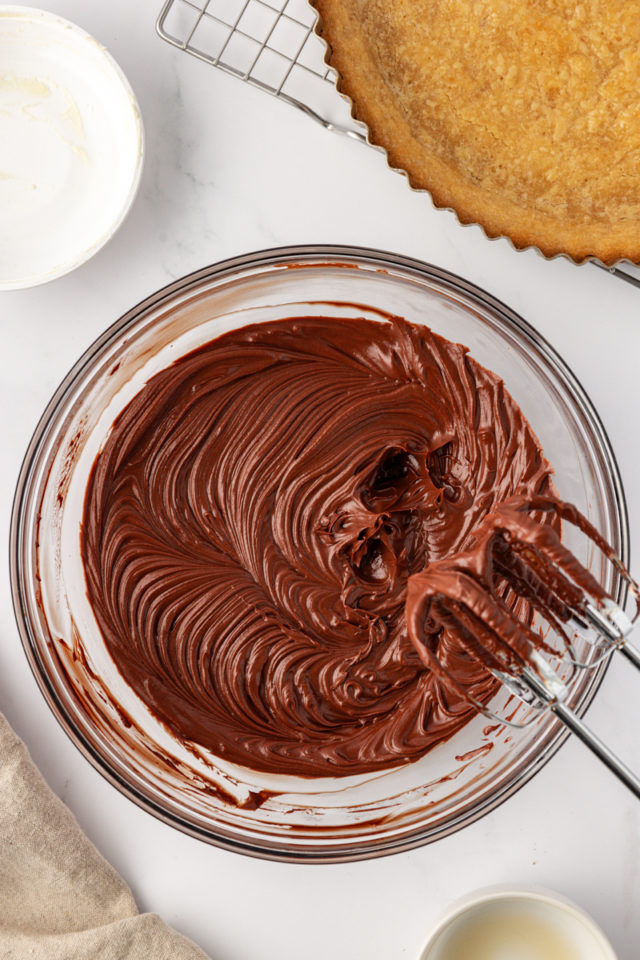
9, 244, 630, 862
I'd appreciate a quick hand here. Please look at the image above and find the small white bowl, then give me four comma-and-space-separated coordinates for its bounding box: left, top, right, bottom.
418, 887, 617, 960
0, 6, 143, 290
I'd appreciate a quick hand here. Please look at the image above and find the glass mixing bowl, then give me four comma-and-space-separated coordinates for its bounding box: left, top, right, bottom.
11, 245, 628, 862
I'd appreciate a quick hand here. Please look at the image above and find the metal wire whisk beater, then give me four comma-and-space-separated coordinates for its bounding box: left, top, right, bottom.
406, 496, 640, 798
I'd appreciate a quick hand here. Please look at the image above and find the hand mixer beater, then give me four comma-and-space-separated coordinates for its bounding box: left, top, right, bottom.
406, 496, 640, 797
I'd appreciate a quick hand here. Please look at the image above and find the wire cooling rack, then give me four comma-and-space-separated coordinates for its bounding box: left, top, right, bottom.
156, 0, 366, 139
156, 0, 640, 289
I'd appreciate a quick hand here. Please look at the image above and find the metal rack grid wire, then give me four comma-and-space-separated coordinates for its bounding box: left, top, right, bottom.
156, 0, 640, 288
156, 0, 366, 139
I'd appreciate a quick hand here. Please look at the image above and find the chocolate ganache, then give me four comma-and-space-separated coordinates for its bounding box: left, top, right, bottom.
82, 315, 553, 776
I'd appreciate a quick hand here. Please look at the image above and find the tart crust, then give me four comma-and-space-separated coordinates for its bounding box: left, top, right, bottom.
313, 0, 640, 264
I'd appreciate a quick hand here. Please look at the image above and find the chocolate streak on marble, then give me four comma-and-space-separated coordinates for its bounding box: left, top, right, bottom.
81, 315, 553, 777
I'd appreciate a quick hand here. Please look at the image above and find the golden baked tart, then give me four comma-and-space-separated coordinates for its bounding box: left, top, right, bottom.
313, 0, 640, 263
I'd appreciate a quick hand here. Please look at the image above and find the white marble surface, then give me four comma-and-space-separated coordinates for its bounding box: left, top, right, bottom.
2, 2, 640, 957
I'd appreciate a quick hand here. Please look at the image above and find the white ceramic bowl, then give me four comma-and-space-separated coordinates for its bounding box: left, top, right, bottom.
418, 887, 617, 960
0, 6, 143, 289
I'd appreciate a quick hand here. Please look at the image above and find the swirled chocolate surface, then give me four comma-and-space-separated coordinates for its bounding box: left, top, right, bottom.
82, 315, 552, 776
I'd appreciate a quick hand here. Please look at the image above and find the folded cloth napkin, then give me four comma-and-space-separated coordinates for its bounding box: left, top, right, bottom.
0, 713, 209, 960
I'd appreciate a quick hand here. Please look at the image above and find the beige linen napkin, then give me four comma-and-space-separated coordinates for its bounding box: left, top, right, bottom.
0, 713, 210, 960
